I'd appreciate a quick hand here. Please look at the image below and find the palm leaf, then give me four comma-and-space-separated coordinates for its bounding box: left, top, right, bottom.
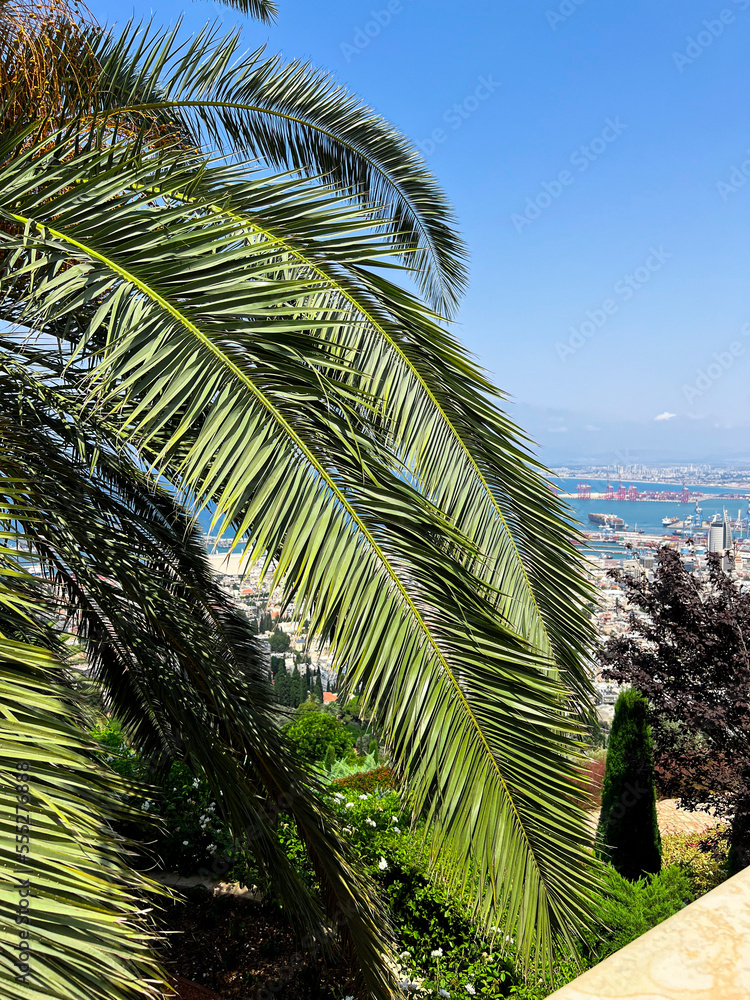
0, 476, 170, 1000
144, 165, 596, 705
212, 0, 278, 22
0, 136, 603, 974
0, 365, 397, 996
76, 18, 467, 314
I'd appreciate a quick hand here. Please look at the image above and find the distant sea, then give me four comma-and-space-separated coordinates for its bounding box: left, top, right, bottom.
551, 477, 749, 536
197, 478, 750, 549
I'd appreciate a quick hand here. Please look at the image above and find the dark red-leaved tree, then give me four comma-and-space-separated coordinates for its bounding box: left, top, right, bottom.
600, 546, 750, 871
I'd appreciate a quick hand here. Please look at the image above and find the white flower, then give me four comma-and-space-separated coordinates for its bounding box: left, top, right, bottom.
192, 778, 200, 788
142, 801, 150, 811
359, 794, 368, 800
378, 857, 388, 870
365, 818, 376, 827
439, 991, 451, 999
399, 950, 411, 960
393, 826, 401, 834
207, 844, 217, 854
345, 802, 355, 809
465, 986, 476, 996
182, 840, 189, 846
344, 996, 355, 1000
431, 948, 443, 958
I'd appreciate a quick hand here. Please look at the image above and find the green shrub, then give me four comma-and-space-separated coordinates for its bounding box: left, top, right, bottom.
587, 864, 693, 962
507, 861, 696, 997
91, 718, 148, 783
323, 743, 336, 772
661, 827, 730, 896
597, 688, 661, 879
283, 711, 355, 763
91, 720, 258, 883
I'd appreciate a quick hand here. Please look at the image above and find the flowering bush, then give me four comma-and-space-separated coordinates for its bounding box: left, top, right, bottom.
91, 720, 257, 883
323, 785, 516, 998
332, 765, 396, 794
661, 827, 730, 897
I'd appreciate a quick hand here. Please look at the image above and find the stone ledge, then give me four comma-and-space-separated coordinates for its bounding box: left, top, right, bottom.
548, 865, 750, 998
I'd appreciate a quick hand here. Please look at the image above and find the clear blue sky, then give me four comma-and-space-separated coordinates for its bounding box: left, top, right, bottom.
90, 0, 750, 464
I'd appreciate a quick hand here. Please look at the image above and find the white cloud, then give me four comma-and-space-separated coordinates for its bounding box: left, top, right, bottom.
585, 424, 599, 432
548, 426, 568, 433
654, 412, 676, 421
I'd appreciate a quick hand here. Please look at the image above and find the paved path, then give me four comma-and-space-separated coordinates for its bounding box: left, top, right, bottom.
656, 798, 721, 837
587, 798, 721, 840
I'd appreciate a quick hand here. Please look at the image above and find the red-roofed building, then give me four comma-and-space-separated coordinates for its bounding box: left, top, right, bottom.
323, 692, 338, 703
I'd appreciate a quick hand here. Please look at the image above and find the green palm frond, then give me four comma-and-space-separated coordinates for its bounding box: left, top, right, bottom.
0, 366, 397, 996
74, 18, 467, 314
0, 135, 603, 974
0, 478, 170, 1000
214, 0, 278, 22
144, 164, 594, 703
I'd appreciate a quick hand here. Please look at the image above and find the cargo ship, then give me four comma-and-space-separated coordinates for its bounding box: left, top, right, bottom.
662, 516, 680, 527
588, 513, 627, 529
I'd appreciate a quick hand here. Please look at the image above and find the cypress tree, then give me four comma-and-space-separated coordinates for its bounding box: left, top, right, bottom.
291, 666, 305, 708
274, 669, 292, 706
597, 688, 661, 880
323, 743, 336, 772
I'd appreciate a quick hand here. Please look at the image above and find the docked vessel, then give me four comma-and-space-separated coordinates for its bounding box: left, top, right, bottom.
662, 516, 679, 527
588, 513, 627, 529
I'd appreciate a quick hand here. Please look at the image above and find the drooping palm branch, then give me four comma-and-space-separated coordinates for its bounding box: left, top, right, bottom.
0, 128, 602, 974
0, 470, 170, 1000
0, 0, 603, 995
3, 4, 468, 315
0, 369, 396, 998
